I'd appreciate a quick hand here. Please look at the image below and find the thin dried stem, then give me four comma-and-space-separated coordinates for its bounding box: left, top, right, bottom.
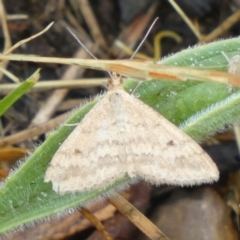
3, 22, 54, 56
0, 78, 108, 94
80, 208, 113, 240
0, 0, 11, 80
201, 9, 240, 43
168, 0, 202, 40
78, 0, 107, 50
0, 66, 19, 83
108, 193, 169, 240
0, 113, 69, 146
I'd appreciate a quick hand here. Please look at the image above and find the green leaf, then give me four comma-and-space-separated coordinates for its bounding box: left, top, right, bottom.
1, 37, 240, 234
0, 69, 40, 116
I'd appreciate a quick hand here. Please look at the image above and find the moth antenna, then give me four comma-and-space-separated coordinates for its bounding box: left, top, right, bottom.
130, 17, 159, 60
66, 27, 114, 80
67, 17, 158, 86
128, 17, 159, 94
67, 27, 98, 60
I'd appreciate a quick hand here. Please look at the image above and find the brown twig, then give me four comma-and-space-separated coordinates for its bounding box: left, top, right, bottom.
0, 113, 69, 146
108, 193, 169, 240
0, 21, 53, 83
80, 208, 113, 240
65, 8, 90, 42
4, 22, 54, 56
201, 9, 240, 43
6, 201, 116, 239
168, 0, 240, 44
78, 0, 108, 50
0, 0, 11, 80
168, 0, 202, 41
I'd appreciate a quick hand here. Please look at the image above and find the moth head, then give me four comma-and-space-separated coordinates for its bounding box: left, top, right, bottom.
108, 72, 124, 89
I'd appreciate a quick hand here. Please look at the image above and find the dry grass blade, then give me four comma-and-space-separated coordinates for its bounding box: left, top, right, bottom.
0, 54, 239, 87
0, 78, 108, 94
168, 0, 202, 40
6, 14, 28, 20
0, 0, 11, 52
0, 66, 19, 82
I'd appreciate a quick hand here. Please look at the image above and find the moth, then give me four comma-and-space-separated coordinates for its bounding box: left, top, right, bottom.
44, 71, 219, 194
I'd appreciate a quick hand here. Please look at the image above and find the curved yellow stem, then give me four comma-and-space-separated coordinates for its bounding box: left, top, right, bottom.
115, 30, 182, 61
